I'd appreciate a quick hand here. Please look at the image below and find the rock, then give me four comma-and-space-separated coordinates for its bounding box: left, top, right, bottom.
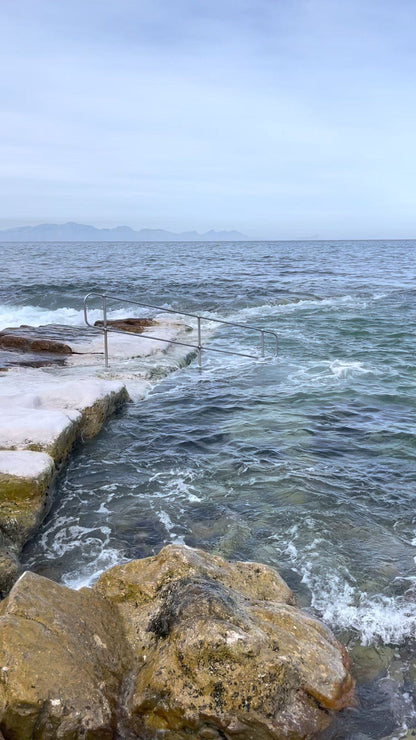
0, 540, 19, 598
0, 350, 68, 370
0, 451, 55, 545
0, 329, 72, 354
96, 545, 355, 739
349, 643, 394, 682
94, 317, 156, 333
0, 378, 129, 598
0, 571, 131, 739
0, 546, 354, 739
0, 451, 56, 595
73, 385, 129, 438
21, 379, 130, 438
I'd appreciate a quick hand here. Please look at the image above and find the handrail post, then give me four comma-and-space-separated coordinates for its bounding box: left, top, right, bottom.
103, 295, 109, 368
260, 331, 265, 358
197, 316, 202, 370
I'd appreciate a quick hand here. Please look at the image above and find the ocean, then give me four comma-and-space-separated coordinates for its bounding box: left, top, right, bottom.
1, 239, 416, 738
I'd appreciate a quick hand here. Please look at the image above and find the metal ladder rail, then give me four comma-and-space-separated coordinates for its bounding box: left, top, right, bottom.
83, 291, 278, 369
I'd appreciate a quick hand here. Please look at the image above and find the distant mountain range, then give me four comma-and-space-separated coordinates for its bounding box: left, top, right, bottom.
0, 222, 247, 242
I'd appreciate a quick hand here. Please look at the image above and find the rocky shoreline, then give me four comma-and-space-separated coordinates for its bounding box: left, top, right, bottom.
0, 319, 195, 596
0, 544, 355, 739
0, 320, 358, 739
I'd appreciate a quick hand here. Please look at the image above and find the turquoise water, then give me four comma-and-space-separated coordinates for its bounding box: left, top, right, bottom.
2, 239, 416, 737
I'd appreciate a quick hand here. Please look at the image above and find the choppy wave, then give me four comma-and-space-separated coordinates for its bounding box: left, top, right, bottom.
0, 303, 149, 331
307, 572, 416, 646
280, 526, 416, 646
226, 294, 365, 323
62, 547, 127, 590
287, 358, 381, 386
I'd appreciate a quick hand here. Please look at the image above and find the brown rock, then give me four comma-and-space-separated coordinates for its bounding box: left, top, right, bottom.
0, 540, 19, 598
79, 386, 130, 438
0, 546, 355, 740
0, 571, 131, 739
96, 545, 355, 739
94, 317, 156, 333
0, 453, 55, 549
0, 331, 72, 355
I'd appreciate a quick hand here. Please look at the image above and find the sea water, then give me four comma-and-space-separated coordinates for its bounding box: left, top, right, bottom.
2, 239, 416, 738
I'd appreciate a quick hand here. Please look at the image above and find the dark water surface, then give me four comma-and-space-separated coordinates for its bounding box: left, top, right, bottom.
2, 239, 416, 738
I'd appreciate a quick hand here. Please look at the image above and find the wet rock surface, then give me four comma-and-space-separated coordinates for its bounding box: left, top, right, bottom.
0, 571, 131, 739
0, 451, 56, 597
0, 327, 73, 355
0, 535, 19, 598
0, 373, 129, 594
0, 545, 355, 739
94, 317, 157, 333
0, 349, 68, 370
0, 325, 92, 369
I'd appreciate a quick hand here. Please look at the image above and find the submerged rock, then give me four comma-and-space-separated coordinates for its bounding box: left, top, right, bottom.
0, 545, 355, 739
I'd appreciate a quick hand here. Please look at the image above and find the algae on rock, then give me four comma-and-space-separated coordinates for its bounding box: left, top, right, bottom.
0, 382, 129, 596
0, 545, 355, 740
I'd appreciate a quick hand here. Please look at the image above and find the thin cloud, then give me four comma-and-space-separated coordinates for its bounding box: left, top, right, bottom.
0, 0, 415, 237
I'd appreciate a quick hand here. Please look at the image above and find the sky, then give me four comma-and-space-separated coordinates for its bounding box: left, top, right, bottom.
1, 0, 415, 239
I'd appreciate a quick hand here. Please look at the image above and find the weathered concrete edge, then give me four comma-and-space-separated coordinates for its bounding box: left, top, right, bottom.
0, 385, 129, 597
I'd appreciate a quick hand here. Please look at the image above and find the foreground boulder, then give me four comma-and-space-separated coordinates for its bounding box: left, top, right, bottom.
0, 546, 355, 739
0, 571, 131, 739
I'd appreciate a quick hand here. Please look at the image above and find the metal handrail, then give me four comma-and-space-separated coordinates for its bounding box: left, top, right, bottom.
83, 291, 278, 369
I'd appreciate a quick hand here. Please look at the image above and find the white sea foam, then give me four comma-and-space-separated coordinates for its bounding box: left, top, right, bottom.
227, 294, 364, 324
372, 292, 389, 301
306, 572, 416, 646
150, 467, 202, 503
157, 509, 185, 544
158, 509, 175, 532
62, 546, 126, 590
0, 303, 137, 331
279, 530, 416, 645
37, 514, 127, 589
96, 501, 111, 514
328, 359, 375, 378
287, 358, 380, 387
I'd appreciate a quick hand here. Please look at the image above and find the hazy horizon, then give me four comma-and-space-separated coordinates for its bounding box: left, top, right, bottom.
1, 219, 416, 243
1, 0, 415, 240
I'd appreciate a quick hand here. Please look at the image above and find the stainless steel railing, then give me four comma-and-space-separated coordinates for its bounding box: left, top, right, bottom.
83, 292, 278, 369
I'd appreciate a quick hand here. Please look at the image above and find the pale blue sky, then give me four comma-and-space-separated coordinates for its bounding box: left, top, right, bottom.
1, 0, 415, 238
